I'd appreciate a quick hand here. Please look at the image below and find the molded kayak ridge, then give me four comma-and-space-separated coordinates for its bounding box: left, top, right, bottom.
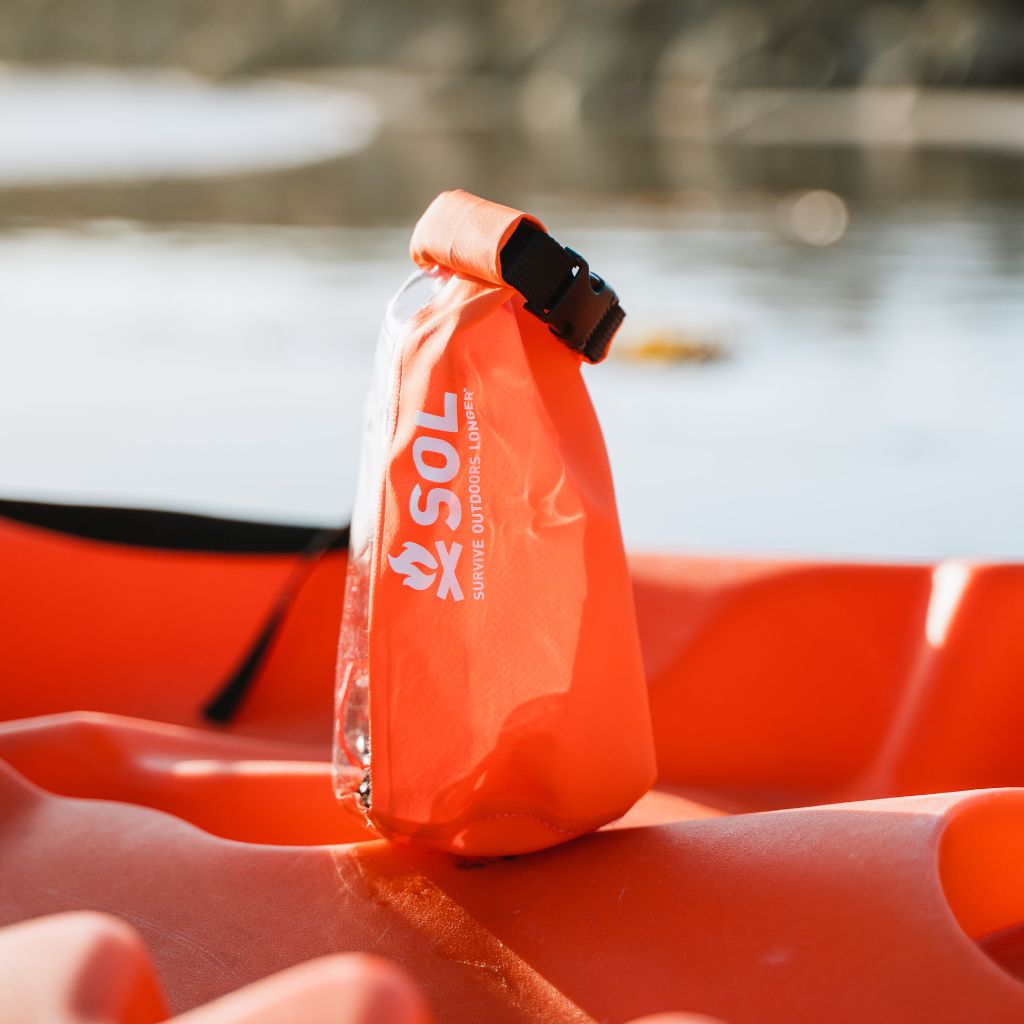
3, 506, 1024, 1021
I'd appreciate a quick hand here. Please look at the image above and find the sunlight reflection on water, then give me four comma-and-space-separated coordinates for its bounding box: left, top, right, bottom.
0, 205, 1021, 559
0, 68, 379, 184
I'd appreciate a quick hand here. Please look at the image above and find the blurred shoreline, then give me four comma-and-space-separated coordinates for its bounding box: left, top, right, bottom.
0, 64, 1022, 229
5, 0, 1022, 89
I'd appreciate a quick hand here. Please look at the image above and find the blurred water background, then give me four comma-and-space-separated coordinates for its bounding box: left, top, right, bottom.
2, 1, 1022, 558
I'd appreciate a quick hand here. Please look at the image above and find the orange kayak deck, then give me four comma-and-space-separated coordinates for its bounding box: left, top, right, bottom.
3, 510, 1024, 1022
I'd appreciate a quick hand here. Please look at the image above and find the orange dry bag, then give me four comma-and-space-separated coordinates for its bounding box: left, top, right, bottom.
333, 190, 655, 855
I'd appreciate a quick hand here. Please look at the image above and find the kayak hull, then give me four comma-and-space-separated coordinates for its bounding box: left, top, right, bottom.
3, 505, 1024, 1021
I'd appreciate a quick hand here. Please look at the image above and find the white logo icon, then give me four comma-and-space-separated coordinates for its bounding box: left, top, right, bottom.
387, 541, 463, 601
387, 392, 464, 601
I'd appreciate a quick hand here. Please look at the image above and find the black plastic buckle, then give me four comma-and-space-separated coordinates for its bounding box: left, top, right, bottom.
525, 249, 620, 363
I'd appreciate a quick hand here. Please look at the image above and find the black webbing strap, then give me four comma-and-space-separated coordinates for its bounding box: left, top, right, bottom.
499, 221, 625, 363
203, 525, 347, 723
0, 497, 347, 554
0, 496, 347, 726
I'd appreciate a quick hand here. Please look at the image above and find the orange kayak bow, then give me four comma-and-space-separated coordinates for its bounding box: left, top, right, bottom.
3, 500, 1024, 1021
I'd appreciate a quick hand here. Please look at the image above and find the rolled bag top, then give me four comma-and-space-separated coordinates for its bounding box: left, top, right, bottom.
410, 189, 545, 287
410, 189, 623, 365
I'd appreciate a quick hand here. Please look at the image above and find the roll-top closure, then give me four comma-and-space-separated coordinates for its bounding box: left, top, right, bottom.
410, 189, 546, 286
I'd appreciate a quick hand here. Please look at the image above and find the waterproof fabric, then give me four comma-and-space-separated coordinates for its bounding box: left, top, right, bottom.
334, 190, 654, 854
6, 512, 1024, 1020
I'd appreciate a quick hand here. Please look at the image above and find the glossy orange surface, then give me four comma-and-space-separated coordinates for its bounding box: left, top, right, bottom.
3, 514, 1024, 1020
